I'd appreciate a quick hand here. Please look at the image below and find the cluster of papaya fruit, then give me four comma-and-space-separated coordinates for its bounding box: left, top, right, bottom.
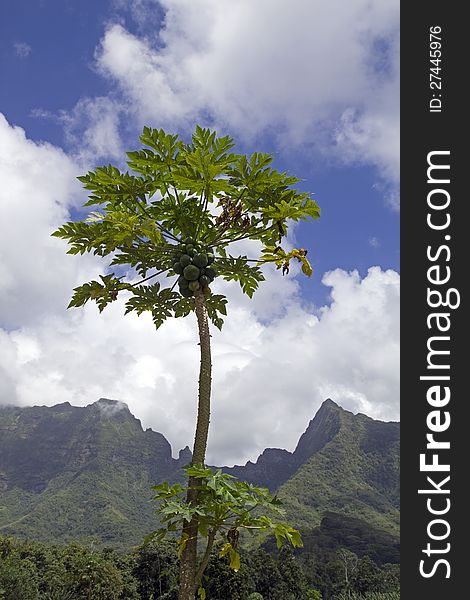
171, 238, 218, 297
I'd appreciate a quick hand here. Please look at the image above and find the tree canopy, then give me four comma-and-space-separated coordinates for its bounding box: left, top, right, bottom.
52, 125, 320, 330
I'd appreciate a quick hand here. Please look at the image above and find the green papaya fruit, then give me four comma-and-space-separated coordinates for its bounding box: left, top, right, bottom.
193, 253, 208, 268
173, 262, 183, 274
205, 267, 217, 280
188, 280, 200, 291
180, 254, 192, 268
183, 265, 200, 281
180, 287, 193, 297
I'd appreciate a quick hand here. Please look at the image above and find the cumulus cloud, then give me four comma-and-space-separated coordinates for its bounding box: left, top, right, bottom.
0, 115, 101, 329
0, 114, 399, 466
2, 265, 399, 466
90, 0, 398, 192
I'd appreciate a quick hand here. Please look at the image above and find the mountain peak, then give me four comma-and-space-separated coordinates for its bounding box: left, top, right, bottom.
293, 399, 342, 464
318, 398, 341, 412
177, 446, 192, 464
94, 397, 128, 407
91, 398, 131, 417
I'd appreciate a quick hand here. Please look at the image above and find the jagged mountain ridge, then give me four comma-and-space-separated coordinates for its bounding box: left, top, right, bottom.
0, 398, 399, 548
277, 401, 400, 535
224, 398, 342, 489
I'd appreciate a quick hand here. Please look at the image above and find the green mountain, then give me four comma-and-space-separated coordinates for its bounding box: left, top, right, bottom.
0, 399, 189, 548
277, 399, 400, 536
0, 398, 399, 550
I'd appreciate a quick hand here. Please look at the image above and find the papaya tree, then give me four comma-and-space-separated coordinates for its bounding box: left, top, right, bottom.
52, 125, 320, 599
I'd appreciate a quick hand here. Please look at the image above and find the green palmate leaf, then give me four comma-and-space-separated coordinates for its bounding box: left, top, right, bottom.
152, 482, 184, 498
124, 284, 183, 329
68, 275, 127, 312
204, 294, 228, 330
109, 243, 169, 278
173, 296, 194, 318
52, 221, 110, 256
273, 524, 304, 550
217, 257, 265, 298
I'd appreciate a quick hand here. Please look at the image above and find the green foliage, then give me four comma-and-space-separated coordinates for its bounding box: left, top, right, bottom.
0, 554, 40, 600
0, 535, 330, 600
52, 125, 319, 330
132, 540, 178, 600
295, 544, 400, 600
0, 400, 183, 550
276, 547, 321, 599
216, 257, 265, 298
259, 246, 312, 276
0, 533, 397, 599
0, 536, 139, 600
152, 465, 303, 588
60, 545, 125, 599
295, 513, 399, 569
68, 274, 127, 312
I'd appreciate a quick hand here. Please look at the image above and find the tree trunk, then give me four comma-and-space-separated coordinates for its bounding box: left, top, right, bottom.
178, 289, 212, 600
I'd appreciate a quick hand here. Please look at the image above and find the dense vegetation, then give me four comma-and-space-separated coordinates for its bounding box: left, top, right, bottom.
298, 513, 400, 566
0, 535, 399, 599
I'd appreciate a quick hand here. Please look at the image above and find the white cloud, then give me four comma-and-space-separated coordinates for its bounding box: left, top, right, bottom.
14, 42, 32, 58
0, 115, 102, 329
31, 98, 124, 166
60, 97, 125, 165
4, 266, 399, 467
0, 114, 399, 466
91, 0, 398, 192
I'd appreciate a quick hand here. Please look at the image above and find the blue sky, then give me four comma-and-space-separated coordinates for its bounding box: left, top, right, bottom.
0, 0, 399, 464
